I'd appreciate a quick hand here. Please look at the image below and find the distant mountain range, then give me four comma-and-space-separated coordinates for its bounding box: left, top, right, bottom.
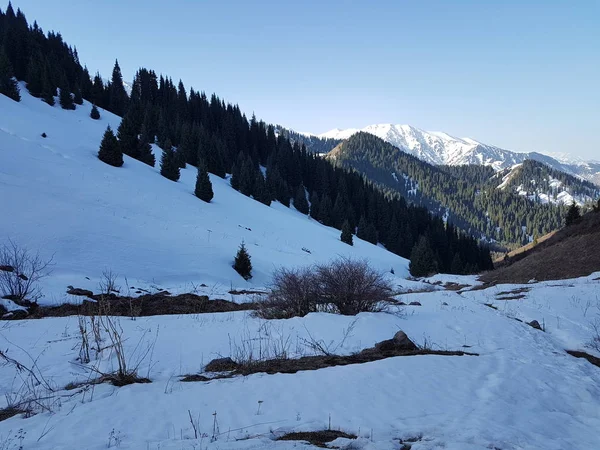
326, 132, 599, 248
306, 124, 600, 186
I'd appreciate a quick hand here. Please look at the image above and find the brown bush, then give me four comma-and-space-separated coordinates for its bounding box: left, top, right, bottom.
258, 258, 393, 318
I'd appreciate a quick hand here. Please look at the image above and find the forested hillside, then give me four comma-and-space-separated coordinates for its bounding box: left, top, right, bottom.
0, 3, 492, 274
277, 127, 341, 154
329, 132, 572, 247
492, 159, 599, 205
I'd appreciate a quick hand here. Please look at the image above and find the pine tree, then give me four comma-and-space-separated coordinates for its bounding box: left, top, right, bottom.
108, 59, 128, 116
0, 48, 20, 102
195, 161, 214, 202
73, 86, 83, 105
450, 253, 464, 275
233, 242, 252, 280
59, 78, 74, 110
356, 216, 368, 241
409, 236, 438, 277
341, 220, 354, 246
90, 104, 100, 119
294, 184, 309, 214
117, 111, 139, 158
309, 191, 320, 220
160, 139, 180, 181
365, 222, 378, 245
565, 200, 581, 226
137, 122, 155, 167
97, 126, 123, 167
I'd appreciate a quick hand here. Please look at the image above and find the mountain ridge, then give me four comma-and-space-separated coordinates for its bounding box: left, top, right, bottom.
317, 124, 600, 185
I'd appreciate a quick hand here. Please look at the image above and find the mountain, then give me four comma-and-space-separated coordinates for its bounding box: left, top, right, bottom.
328, 132, 567, 247
319, 124, 600, 185
493, 160, 599, 206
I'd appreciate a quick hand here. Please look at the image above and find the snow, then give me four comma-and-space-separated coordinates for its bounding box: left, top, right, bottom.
2, 86, 600, 450
0, 83, 408, 304
0, 273, 600, 449
316, 124, 600, 185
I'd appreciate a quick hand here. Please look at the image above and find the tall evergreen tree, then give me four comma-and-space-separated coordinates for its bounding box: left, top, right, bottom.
340, 219, 354, 246
73, 85, 83, 105
108, 59, 128, 116
450, 253, 464, 275
59, 78, 74, 110
97, 126, 123, 167
159, 139, 180, 181
309, 191, 320, 220
294, 184, 309, 214
194, 161, 214, 202
409, 236, 438, 277
565, 201, 581, 226
137, 121, 155, 167
116, 111, 139, 158
0, 49, 20, 101
233, 242, 252, 280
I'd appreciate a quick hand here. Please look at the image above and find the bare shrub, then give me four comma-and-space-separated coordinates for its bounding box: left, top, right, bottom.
258, 258, 393, 318
0, 240, 53, 304
586, 318, 600, 353
259, 266, 319, 319
99, 269, 120, 295
315, 258, 393, 315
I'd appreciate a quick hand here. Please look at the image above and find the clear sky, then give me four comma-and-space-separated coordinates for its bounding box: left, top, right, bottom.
9, 0, 600, 159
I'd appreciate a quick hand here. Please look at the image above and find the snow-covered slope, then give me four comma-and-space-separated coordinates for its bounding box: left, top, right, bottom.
2, 86, 600, 450
319, 124, 600, 184
0, 84, 407, 304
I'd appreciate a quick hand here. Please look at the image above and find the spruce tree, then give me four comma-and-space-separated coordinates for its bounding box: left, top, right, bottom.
160, 139, 180, 181
365, 222, 378, 245
194, 161, 214, 202
341, 220, 354, 246
108, 59, 128, 116
294, 184, 309, 214
97, 126, 123, 167
59, 79, 74, 110
309, 191, 320, 219
90, 104, 100, 119
117, 112, 139, 158
233, 242, 252, 280
450, 253, 464, 275
73, 86, 83, 105
565, 200, 581, 226
137, 122, 155, 167
0, 49, 20, 102
409, 236, 438, 277
356, 216, 368, 240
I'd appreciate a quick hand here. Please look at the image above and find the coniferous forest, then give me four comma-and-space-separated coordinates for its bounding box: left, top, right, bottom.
328, 132, 592, 248
0, 2, 494, 275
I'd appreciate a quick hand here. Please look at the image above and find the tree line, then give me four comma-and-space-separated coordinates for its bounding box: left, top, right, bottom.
0, 2, 493, 275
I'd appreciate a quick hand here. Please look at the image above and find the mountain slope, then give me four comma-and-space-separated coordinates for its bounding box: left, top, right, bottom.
493, 160, 599, 206
481, 209, 600, 284
0, 84, 408, 303
328, 132, 566, 246
319, 124, 600, 185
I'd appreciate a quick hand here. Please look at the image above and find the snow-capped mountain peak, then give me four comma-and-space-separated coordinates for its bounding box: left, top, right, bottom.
317, 124, 600, 185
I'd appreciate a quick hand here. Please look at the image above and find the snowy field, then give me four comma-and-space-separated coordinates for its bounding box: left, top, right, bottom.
1, 87, 600, 449
0, 274, 599, 449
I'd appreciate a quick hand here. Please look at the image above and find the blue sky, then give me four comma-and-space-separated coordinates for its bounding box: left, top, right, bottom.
11, 0, 600, 159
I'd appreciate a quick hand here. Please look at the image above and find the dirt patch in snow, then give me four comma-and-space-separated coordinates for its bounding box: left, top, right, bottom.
566, 350, 600, 369
182, 333, 478, 381
6, 293, 257, 320
276, 430, 357, 447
